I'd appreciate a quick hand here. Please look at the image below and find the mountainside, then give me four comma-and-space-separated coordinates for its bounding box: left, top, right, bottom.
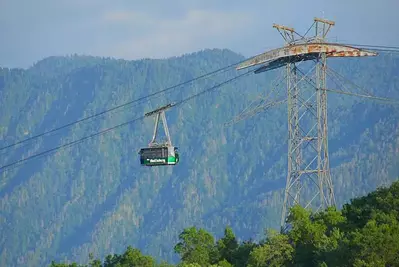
0, 49, 398, 267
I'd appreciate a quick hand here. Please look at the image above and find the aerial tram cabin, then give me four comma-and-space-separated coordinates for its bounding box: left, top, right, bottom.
139, 104, 179, 166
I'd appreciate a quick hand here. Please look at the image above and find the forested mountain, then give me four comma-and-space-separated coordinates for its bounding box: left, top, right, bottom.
0, 48, 398, 267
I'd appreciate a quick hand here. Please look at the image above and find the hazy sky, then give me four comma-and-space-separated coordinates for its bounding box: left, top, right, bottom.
1, 0, 398, 68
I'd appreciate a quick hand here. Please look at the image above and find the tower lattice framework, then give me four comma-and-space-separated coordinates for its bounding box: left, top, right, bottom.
279, 18, 336, 231
230, 17, 377, 232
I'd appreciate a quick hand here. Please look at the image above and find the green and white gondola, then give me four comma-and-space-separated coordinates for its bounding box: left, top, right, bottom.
139, 104, 180, 167
139, 146, 179, 166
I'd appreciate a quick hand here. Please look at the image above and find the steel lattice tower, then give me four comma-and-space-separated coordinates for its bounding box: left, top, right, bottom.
232, 17, 377, 232
279, 19, 336, 231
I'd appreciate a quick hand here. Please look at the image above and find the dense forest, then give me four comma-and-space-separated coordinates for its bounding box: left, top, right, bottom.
0, 48, 398, 266
49, 179, 399, 266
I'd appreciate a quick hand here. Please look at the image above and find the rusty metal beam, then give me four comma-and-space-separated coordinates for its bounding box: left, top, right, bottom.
273, 23, 295, 32
273, 23, 297, 44
236, 43, 378, 71
314, 17, 335, 26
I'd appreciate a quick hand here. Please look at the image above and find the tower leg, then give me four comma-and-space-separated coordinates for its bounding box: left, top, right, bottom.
281, 62, 301, 231
317, 52, 336, 208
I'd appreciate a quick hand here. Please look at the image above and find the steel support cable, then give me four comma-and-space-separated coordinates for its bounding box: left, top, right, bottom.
302, 22, 316, 39
293, 65, 399, 105
223, 76, 287, 127
293, 55, 391, 101
170, 70, 253, 108
343, 43, 399, 50
0, 70, 253, 173
325, 66, 374, 96
321, 88, 399, 104
224, 55, 312, 127
0, 55, 258, 152
340, 43, 399, 54
361, 48, 399, 54
232, 68, 287, 116
323, 65, 399, 104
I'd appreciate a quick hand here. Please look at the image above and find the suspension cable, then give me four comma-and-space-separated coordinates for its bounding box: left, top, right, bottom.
0, 55, 257, 152
0, 69, 253, 173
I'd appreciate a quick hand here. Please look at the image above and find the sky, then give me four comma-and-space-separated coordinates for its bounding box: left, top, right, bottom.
0, 0, 398, 68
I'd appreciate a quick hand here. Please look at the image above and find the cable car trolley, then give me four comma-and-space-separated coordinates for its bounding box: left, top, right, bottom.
139, 103, 179, 166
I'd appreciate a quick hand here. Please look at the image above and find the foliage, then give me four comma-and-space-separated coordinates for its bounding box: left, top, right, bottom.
48, 180, 399, 266
174, 226, 217, 266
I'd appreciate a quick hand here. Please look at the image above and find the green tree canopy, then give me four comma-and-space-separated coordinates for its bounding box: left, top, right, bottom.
48, 180, 399, 267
